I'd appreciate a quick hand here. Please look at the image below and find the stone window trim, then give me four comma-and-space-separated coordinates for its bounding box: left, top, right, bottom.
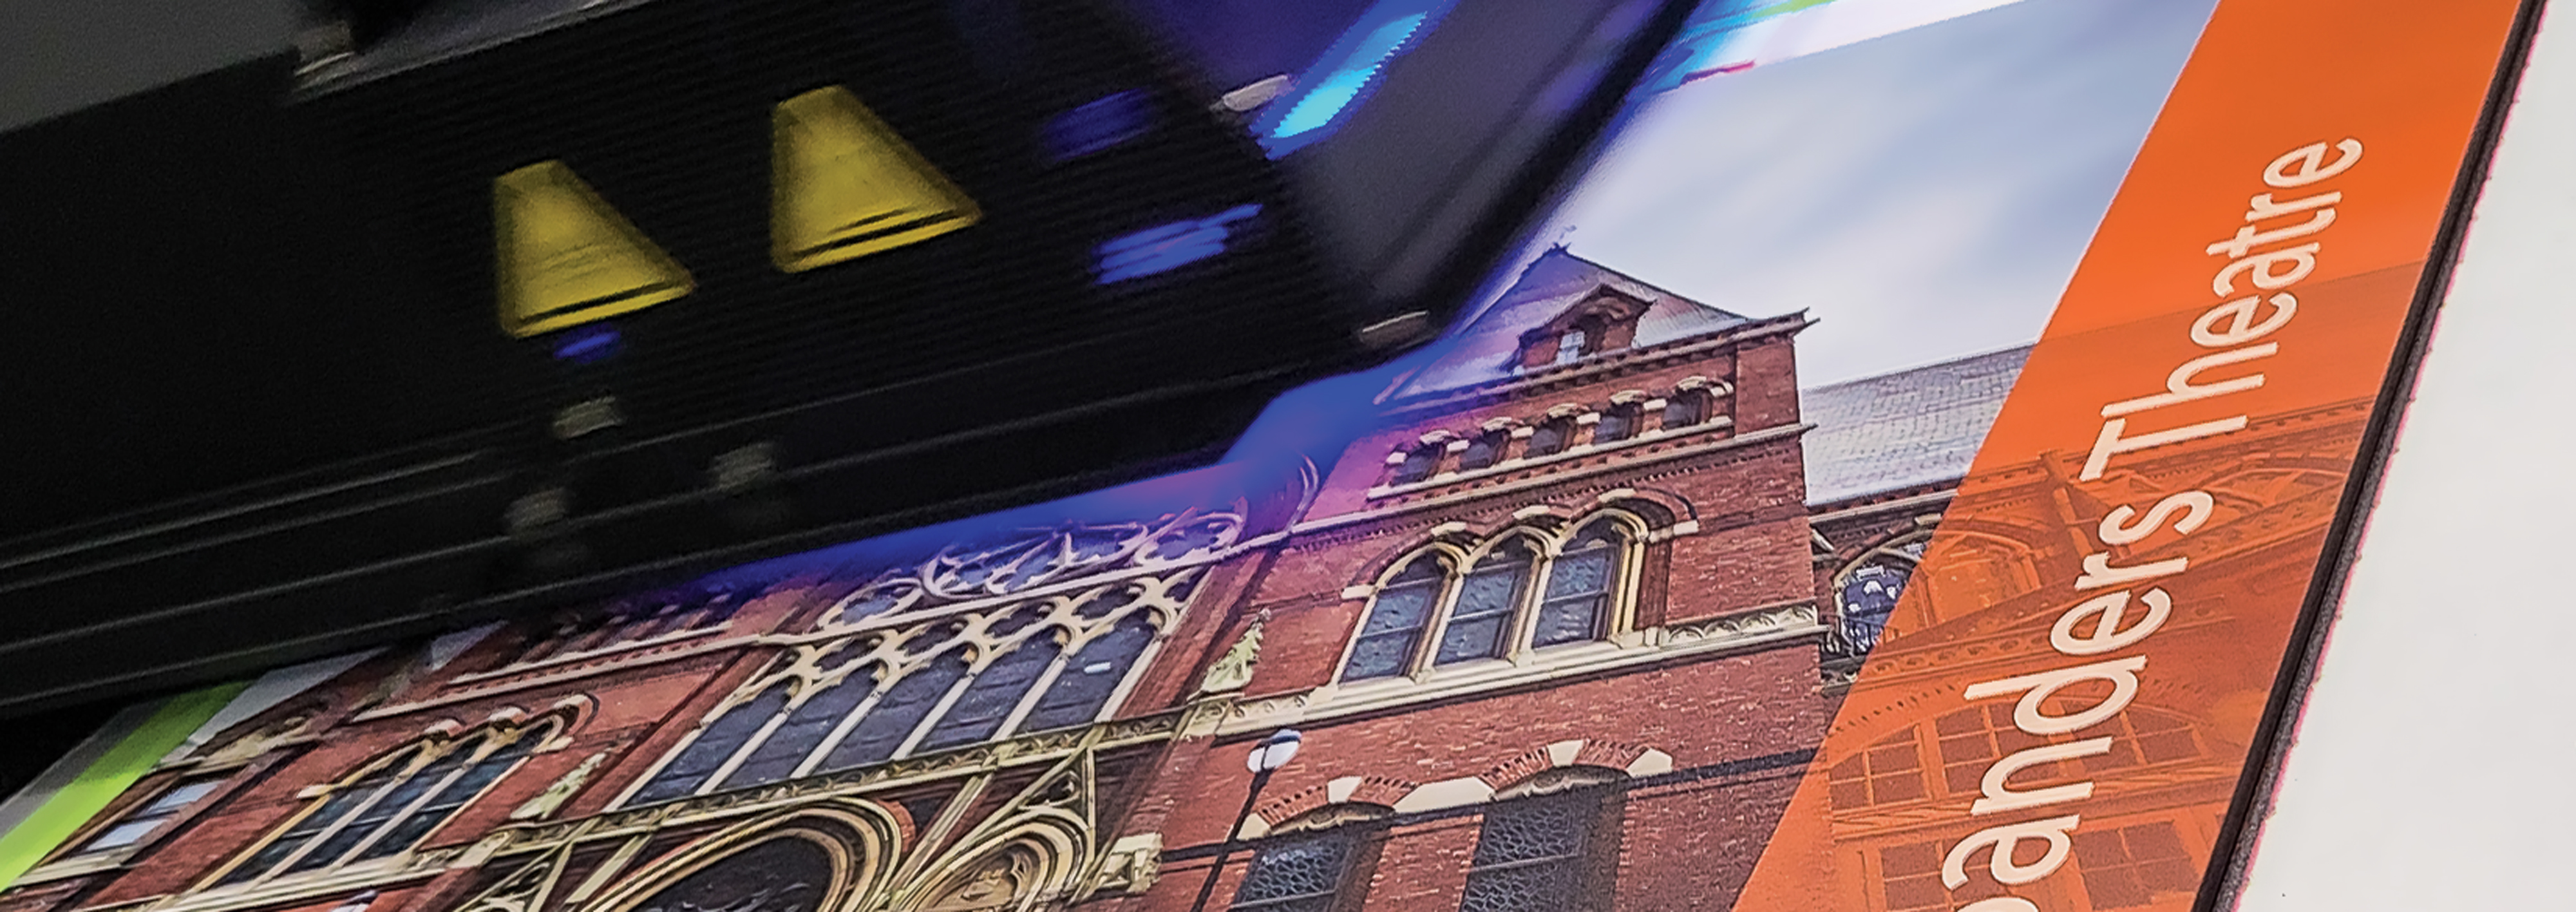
1222, 597, 1821, 739
198, 713, 566, 892
611, 574, 1190, 809
1329, 512, 1649, 685
1367, 385, 1734, 499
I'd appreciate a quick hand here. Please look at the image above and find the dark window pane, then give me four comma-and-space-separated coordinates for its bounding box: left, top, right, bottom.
357, 739, 534, 860
1534, 535, 1615, 648
822, 653, 969, 770
216, 764, 398, 883
289, 750, 469, 872
1343, 561, 1446, 681
1661, 394, 1705, 428
1459, 434, 1502, 470
1021, 615, 1157, 732
919, 637, 1063, 751
1231, 831, 1357, 910
625, 836, 832, 912
721, 672, 879, 789
1436, 545, 1531, 665
631, 686, 791, 804
1526, 422, 1569, 457
1594, 408, 1636, 443
1390, 447, 1438, 484
1461, 790, 1611, 912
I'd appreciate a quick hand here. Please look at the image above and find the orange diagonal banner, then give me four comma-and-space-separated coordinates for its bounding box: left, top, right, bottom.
1735, 1, 2527, 911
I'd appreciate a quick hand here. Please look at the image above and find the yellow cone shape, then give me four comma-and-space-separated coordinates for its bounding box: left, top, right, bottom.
494, 160, 694, 337
772, 86, 981, 272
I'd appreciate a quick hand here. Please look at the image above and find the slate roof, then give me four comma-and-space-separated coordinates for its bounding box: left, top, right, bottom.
1800, 345, 2030, 506
1401, 249, 1752, 396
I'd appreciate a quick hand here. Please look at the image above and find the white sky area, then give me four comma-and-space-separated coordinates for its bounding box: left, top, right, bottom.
1492, 0, 2218, 387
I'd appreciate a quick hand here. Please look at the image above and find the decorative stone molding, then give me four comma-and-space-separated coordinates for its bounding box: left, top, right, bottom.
1337, 421, 1792, 522
511, 752, 608, 822
1086, 833, 1162, 896
1193, 611, 1266, 698
1659, 602, 1821, 647
1220, 603, 1824, 736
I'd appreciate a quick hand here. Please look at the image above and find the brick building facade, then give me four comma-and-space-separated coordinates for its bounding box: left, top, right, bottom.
1, 251, 2312, 912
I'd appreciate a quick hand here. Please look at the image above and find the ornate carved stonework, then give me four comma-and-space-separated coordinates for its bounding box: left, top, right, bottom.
1193, 610, 1267, 697
513, 752, 609, 822
820, 507, 1245, 626
1085, 834, 1162, 897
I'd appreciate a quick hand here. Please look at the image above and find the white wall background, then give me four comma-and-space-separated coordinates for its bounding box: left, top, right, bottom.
2231, 1, 2576, 907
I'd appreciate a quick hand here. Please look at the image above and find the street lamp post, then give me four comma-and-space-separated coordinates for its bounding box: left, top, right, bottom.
1188, 729, 1303, 912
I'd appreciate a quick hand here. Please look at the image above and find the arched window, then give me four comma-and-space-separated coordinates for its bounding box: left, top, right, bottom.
1534, 523, 1622, 647
1524, 419, 1572, 459
1457, 432, 1506, 471
1343, 557, 1448, 681
1388, 445, 1439, 486
1828, 728, 1929, 810
1459, 775, 1625, 909
1593, 405, 1639, 444
1659, 390, 1709, 429
1832, 535, 1928, 655
1340, 517, 1638, 683
1434, 540, 1536, 665
218, 728, 542, 885
632, 577, 1180, 804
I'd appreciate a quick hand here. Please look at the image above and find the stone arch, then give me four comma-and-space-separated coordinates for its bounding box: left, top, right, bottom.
587, 803, 901, 912
1250, 775, 1416, 833
1476, 739, 1671, 796
893, 821, 1086, 912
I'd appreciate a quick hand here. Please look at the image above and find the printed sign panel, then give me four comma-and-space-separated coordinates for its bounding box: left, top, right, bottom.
0, 1, 2531, 911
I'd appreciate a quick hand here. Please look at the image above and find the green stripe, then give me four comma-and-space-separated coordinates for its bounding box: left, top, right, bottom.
0, 684, 249, 891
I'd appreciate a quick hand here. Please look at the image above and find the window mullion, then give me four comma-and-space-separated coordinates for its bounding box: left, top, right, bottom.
791, 678, 887, 779
992, 644, 1075, 741
891, 663, 980, 759
1514, 552, 1556, 659
701, 686, 802, 794
1413, 570, 1466, 676
258, 770, 405, 879
342, 749, 481, 864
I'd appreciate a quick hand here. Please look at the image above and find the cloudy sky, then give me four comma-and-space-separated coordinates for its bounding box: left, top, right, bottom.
1493, 0, 2220, 387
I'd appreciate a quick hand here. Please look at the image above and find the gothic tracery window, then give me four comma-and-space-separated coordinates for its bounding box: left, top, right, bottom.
629, 575, 1182, 804
1339, 517, 1638, 683
217, 725, 543, 885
